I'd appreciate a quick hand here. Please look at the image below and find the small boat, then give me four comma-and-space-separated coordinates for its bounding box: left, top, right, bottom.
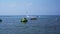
30, 18, 37, 20
0, 19, 2, 22
27, 15, 38, 20
21, 18, 28, 23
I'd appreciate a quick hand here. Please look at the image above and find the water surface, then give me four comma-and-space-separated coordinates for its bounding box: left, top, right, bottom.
0, 15, 60, 34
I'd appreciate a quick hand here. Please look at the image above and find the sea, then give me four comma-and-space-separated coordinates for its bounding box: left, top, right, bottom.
0, 15, 60, 34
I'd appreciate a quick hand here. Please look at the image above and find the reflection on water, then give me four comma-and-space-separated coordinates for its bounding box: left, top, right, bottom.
0, 15, 60, 34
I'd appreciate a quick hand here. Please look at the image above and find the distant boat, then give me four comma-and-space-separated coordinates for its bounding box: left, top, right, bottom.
30, 18, 37, 20
0, 19, 2, 22
26, 10, 40, 20
26, 15, 39, 20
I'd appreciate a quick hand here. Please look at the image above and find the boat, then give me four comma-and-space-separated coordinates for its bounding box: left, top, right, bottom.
26, 9, 39, 20
21, 18, 28, 23
27, 15, 38, 20
30, 18, 37, 20
0, 19, 2, 22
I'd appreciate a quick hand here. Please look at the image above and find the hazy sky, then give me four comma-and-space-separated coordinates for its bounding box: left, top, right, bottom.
0, 0, 60, 15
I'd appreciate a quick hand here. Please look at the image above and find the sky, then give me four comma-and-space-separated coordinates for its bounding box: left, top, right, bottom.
0, 0, 60, 15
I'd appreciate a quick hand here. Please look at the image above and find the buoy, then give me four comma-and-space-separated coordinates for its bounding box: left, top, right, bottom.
21, 18, 28, 24
0, 19, 2, 22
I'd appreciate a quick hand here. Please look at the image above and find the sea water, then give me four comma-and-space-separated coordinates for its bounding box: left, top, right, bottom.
0, 15, 60, 34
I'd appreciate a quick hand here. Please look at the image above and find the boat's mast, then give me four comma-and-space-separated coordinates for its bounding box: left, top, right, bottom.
26, 10, 28, 16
